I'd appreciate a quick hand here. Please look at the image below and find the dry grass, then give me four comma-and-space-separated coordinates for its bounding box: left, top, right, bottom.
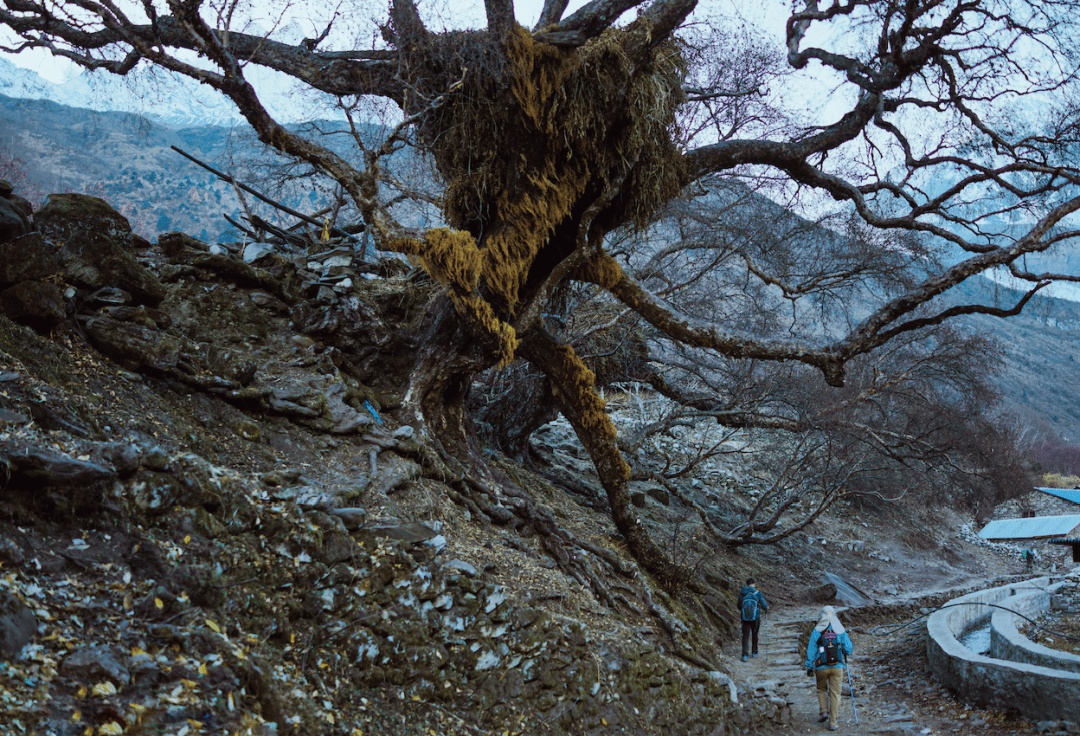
1040, 472, 1080, 488
1022, 609, 1080, 656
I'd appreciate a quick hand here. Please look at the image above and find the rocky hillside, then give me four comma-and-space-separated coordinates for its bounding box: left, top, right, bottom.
939, 276, 1080, 447
0, 189, 803, 735
0, 182, 1064, 736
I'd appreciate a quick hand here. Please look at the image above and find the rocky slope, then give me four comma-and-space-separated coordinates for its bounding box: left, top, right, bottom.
0, 187, 1069, 736
0, 190, 783, 735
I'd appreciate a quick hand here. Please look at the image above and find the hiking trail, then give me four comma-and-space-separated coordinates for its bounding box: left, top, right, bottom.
736, 605, 946, 736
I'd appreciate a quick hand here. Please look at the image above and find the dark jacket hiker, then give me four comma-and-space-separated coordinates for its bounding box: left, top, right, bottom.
736, 578, 769, 661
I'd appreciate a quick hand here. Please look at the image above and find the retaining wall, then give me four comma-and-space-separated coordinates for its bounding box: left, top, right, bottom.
989, 584, 1080, 675
926, 577, 1080, 721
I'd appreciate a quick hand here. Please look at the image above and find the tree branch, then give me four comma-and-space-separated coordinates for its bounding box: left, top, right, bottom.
0, 8, 403, 98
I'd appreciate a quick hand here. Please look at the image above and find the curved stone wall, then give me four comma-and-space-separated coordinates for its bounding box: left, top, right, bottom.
989, 585, 1080, 675
926, 578, 1080, 722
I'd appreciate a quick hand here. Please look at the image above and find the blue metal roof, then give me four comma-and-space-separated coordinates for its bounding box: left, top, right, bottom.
978, 515, 1080, 540
1035, 487, 1080, 505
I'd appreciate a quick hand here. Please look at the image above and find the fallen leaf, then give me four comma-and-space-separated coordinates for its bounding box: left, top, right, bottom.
92, 681, 118, 697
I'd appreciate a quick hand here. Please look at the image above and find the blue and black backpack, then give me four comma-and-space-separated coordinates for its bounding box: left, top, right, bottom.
741, 594, 759, 621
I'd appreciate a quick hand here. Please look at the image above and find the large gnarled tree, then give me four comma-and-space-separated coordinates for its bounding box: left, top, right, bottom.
5, 0, 1080, 586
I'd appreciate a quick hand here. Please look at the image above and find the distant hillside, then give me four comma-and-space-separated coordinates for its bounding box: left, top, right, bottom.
944, 277, 1080, 446
1, 94, 396, 241
3, 94, 253, 239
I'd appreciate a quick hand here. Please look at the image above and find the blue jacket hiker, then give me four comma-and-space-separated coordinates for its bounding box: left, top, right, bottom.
804, 606, 854, 730
737, 578, 768, 661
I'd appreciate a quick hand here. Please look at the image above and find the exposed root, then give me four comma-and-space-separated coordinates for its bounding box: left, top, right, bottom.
433, 446, 734, 670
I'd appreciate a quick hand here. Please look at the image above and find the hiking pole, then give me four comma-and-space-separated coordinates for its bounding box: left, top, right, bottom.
844, 654, 859, 725
764, 613, 769, 663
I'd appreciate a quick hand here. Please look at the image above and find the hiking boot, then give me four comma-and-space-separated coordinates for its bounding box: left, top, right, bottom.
751, 652, 758, 658
816, 714, 828, 723
741, 655, 748, 662
827, 725, 838, 731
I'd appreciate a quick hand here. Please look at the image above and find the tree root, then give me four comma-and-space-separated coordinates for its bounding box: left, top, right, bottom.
531, 465, 610, 513
434, 445, 734, 669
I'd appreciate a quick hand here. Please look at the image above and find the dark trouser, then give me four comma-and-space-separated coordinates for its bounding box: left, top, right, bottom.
741, 618, 760, 657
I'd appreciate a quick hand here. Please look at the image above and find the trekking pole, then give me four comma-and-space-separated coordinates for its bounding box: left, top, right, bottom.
764, 613, 769, 663
844, 653, 859, 725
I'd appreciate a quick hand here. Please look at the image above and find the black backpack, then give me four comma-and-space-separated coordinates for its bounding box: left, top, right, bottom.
741, 594, 759, 621
818, 629, 842, 666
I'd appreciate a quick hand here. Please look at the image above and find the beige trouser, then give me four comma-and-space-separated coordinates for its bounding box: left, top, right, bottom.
815, 667, 843, 727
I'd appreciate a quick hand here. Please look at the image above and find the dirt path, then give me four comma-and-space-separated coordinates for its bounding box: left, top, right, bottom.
735, 609, 916, 736
734, 606, 1036, 736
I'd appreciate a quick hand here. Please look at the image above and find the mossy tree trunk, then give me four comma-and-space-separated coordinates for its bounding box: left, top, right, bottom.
404, 296, 496, 465
519, 324, 689, 587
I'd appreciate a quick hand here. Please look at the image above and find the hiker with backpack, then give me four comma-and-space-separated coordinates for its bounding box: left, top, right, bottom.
804, 605, 854, 731
737, 577, 769, 662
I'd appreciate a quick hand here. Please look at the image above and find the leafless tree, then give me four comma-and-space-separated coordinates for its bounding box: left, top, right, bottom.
5, 0, 1080, 589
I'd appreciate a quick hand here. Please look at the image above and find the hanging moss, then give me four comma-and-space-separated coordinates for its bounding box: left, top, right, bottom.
409, 22, 686, 319
451, 294, 521, 368
382, 21, 687, 380
549, 342, 622, 451
421, 228, 483, 292
572, 253, 625, 290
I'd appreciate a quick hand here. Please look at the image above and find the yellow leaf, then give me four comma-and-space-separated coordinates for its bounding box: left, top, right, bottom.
93, 681, 118, 697
70, 710, 82, 722
130, 647, 146, 656
99, 723, 124, 735
83, 727, 93, 736
77, 686, 88, 698
154, 598, 164, 610
183, 535, 191, 544
205, 620, 220, 633
198, 663, 207, 676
